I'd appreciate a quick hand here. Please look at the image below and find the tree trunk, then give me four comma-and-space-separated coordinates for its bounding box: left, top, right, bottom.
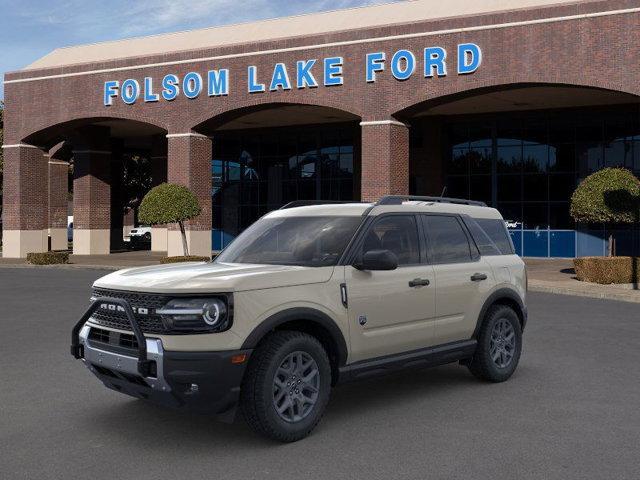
608, 234, 613, 257
178, 221, 189, 257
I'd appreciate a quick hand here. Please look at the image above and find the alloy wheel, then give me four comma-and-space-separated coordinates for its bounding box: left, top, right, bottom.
489, 318, 516, 368
272, 351, 320, 423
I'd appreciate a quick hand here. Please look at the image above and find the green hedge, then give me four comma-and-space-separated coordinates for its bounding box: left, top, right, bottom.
574, 256, 640, 284
27, 251, 70, 265
160, 255, 210, 264
570, 168, 640, 224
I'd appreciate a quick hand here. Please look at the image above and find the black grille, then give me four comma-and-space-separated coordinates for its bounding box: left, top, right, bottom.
89, 327, 139, 350
88, 327, 141, 357
90, 288, 169, 333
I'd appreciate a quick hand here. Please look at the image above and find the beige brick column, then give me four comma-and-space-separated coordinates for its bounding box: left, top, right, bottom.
150, 134, 168, 252
166, 133, 212, 257
1, 143, 49, 258
48, 159, 69, 251
360, 120, 410, 202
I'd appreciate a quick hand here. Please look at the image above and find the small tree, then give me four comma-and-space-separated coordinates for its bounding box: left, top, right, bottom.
138, 183, 202, 256
570, 168, 640, 256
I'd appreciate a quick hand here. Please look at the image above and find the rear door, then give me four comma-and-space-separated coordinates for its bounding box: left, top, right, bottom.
421, 214, 493, 345
345, 214, 436, 362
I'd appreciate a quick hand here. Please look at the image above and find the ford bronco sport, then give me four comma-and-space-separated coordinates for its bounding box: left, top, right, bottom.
71, 195, 527, 442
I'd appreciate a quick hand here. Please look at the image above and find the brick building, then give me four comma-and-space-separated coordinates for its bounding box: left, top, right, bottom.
3, 0, 640, 258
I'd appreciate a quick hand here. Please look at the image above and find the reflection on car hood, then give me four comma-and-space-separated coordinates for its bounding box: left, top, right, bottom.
93, 262, 335, 293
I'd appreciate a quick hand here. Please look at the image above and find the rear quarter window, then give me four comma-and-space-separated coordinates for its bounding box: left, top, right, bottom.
471, 218, 515, 255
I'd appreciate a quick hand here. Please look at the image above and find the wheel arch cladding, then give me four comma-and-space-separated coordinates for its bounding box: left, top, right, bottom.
473, 288, 526, 338
241, 307, 348, 385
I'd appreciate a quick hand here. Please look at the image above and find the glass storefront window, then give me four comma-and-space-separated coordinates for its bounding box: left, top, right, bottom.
523, 144, 548, 173
444, 105, 640, 235
604, 140, 632, 168
497, 145, 522, 173
212, 124, 358, 249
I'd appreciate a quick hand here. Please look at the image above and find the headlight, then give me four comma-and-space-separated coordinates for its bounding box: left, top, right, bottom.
157, 297, 231, 332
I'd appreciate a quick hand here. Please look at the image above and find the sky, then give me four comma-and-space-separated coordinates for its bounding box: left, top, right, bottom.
0, 0, 400, 100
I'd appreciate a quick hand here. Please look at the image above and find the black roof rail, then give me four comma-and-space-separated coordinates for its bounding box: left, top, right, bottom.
279, 200, 363, 210
376, 195, 487, 207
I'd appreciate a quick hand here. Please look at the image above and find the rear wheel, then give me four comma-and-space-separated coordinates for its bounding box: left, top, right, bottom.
241, 331, 331, 442
468, 305, 522, 382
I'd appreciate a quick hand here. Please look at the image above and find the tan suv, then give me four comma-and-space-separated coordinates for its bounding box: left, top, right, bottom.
71, 195, 527, 442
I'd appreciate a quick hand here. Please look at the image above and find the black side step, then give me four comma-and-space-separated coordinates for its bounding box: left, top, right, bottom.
338, 340, 477, 383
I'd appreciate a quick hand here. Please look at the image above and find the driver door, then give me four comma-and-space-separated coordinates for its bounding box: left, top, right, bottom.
344, 214, 436, 363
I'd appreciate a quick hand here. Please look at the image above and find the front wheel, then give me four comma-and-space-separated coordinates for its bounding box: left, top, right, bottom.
240, 331, 331, 442
468, 305, 522, 382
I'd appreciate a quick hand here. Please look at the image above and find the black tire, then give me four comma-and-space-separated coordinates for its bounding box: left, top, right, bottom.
468, 305, 522, 382
240, 331, 331, 442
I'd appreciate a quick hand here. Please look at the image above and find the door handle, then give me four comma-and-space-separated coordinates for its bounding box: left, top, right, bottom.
470, 273, 488, 282
409, 278, 430, 287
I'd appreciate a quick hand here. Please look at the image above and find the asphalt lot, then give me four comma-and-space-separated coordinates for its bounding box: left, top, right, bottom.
1, 268, 639, 480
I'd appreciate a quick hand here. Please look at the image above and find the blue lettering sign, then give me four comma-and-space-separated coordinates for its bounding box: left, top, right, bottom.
424, 47, 447, 77
121, 79, 140, 104
296, 60, 318, 89
161, 74, 179, 101
104, 80, 119, 106
248, 66, 265, 93
183, 72, 203, 99
366, 52, 385, 83
457, 43, 482, 74
390, 50, 415, 81
324, 57, 343, 86
208, 69, 229, 96
144, 77, 159, 102
101, 45, 483, 105
270, 63, 292, 91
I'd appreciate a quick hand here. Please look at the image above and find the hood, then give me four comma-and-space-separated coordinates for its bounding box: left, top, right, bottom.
93, 262, 335, 293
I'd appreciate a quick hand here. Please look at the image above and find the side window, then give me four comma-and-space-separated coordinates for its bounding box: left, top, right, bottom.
361, 215, 420, 266
423, 215, 473, 264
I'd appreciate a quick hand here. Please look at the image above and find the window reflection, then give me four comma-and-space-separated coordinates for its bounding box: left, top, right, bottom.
445, 106, 640, 231
212, 124, 357, 249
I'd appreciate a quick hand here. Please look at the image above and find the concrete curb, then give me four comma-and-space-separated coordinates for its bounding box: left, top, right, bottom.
0, 263, 123, 271
529, 281, 640, 304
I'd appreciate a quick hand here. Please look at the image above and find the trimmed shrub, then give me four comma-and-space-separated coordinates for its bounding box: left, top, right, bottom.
571, 168, 640, 256
573, 256, 640, 284
139, 183, 202, 256
570, 168, 640, 224
160, 255, 210, 264
27, 251, 69, 265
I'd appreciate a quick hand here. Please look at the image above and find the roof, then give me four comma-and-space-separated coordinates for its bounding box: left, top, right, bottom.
25, 0, 588, 70
269, 203, 372, 218
266, 200, 503, 219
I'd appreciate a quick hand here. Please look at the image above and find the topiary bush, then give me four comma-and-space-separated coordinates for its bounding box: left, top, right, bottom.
570, 168, 640, 256
160, 255, 210, 264
574, 256, 640, 284
139, 183, 202, 256
27, 251, 69, 265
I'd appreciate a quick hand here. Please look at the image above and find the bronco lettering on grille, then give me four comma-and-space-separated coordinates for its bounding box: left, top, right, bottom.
99, 303, 150, 315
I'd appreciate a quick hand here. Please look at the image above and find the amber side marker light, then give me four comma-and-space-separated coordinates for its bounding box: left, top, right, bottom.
231, 354, 248, 364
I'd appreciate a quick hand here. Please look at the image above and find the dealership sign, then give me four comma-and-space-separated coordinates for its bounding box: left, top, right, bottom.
103, 43, 482, 106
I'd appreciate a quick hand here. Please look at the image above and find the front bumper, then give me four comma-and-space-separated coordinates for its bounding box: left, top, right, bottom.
72, 299, 251, 421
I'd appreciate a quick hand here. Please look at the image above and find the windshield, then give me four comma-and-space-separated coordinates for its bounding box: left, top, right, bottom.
215, 216, 362, 267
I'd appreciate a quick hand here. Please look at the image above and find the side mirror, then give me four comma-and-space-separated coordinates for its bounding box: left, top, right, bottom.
355, 249, 398, 271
